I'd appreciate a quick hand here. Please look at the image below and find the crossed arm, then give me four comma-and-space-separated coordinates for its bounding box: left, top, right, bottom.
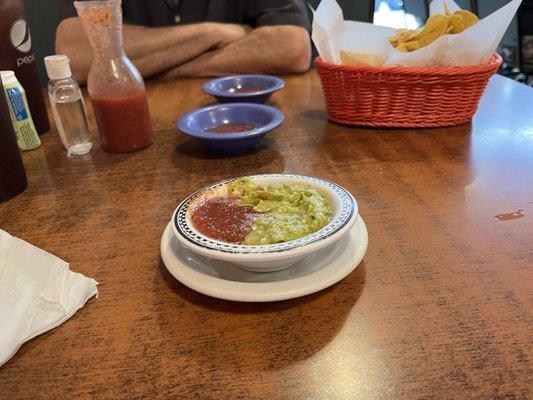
55, 18, 311, 83
164, 25, 311, 78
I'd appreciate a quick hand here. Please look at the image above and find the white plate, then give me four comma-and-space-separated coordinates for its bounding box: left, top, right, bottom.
172, 174, 358, 272
160, 215, 368, 302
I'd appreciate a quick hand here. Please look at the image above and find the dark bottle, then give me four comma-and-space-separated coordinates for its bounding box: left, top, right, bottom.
0, 0, 50, 135
0, 74, 28, 203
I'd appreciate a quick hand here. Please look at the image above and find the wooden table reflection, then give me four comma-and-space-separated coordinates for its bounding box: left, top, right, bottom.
0, 72, 531, 399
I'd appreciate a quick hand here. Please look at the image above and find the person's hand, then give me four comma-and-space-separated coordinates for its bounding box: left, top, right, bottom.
215, 23, 251, 48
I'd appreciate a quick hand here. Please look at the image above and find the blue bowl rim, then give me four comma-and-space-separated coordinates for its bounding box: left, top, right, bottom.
176, 103, 285, 141
202, 74, 285, 97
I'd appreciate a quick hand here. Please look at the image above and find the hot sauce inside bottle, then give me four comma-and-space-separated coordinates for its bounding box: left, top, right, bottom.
75, 0, 153, 153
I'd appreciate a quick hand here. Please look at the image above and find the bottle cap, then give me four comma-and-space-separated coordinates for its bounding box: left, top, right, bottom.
44, 55, 72, 80
0, 70, 18, 85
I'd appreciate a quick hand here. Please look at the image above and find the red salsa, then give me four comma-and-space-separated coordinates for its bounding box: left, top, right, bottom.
191, 197, 259, 243
91, 91, 154, 153
206, 123, 256, 134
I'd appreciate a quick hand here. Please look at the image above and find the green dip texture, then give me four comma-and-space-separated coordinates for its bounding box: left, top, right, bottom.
227, 178, 332, 245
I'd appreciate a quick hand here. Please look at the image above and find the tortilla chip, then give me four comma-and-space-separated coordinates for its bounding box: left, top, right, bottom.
388, 8, 479, 52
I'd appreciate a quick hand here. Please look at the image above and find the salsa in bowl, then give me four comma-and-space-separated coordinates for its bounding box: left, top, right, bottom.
177, 103, 284, 154
171, 174, 358, 272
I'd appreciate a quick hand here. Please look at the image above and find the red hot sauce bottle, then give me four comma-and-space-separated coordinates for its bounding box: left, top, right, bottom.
75, 0, 154, 154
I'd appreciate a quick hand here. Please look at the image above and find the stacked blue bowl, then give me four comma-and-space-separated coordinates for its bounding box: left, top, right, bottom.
177, 75, 285, 154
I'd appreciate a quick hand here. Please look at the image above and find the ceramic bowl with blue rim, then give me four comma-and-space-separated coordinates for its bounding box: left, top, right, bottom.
202, 75, 285, 103
177, 103, 284, 154
170, 174, 358, 272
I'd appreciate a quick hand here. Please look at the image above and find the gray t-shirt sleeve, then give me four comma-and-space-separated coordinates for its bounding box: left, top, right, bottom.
246, 0, 311, 30
57, 0, 312, 30
57, 0, 77, 23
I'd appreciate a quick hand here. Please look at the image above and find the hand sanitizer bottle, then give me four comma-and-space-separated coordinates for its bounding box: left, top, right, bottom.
45, 55, 92, 155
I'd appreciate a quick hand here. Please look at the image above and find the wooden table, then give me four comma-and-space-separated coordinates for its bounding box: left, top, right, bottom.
1, 73, 531, 399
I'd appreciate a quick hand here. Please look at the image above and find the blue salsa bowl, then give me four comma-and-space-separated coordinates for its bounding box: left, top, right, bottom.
202, 75, 285, 104
177, 103, 285, 154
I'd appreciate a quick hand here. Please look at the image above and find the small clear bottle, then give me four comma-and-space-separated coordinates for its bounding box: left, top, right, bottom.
44, 55, 92, 155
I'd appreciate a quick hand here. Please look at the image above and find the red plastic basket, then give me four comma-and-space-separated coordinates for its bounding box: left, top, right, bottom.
315, 53, 502, 128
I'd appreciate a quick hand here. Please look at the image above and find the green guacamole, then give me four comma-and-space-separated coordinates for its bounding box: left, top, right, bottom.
228, 178, 332, 245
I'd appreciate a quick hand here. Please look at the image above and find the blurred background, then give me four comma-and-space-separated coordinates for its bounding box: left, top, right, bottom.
23, 0, 533, 86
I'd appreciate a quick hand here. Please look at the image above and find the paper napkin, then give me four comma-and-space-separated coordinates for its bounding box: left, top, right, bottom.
0, 229, 98, 366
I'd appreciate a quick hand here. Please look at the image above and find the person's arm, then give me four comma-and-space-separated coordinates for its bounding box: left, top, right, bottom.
163, 25, 311, 78
55, 18, 249, 83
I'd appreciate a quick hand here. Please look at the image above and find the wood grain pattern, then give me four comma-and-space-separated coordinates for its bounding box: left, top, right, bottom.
0, 73, 531, 399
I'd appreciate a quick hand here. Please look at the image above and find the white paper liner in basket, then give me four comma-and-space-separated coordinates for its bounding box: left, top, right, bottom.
311, 0, 522, 67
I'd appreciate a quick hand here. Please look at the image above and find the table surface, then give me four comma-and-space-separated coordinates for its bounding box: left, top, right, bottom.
0, 73, 532, 399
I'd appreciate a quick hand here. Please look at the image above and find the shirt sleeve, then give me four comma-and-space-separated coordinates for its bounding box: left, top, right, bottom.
246, 0, 311, 30
57, 0, 78, 23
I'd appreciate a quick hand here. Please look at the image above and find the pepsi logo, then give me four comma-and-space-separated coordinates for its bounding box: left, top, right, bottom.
10, 19, 32, 53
